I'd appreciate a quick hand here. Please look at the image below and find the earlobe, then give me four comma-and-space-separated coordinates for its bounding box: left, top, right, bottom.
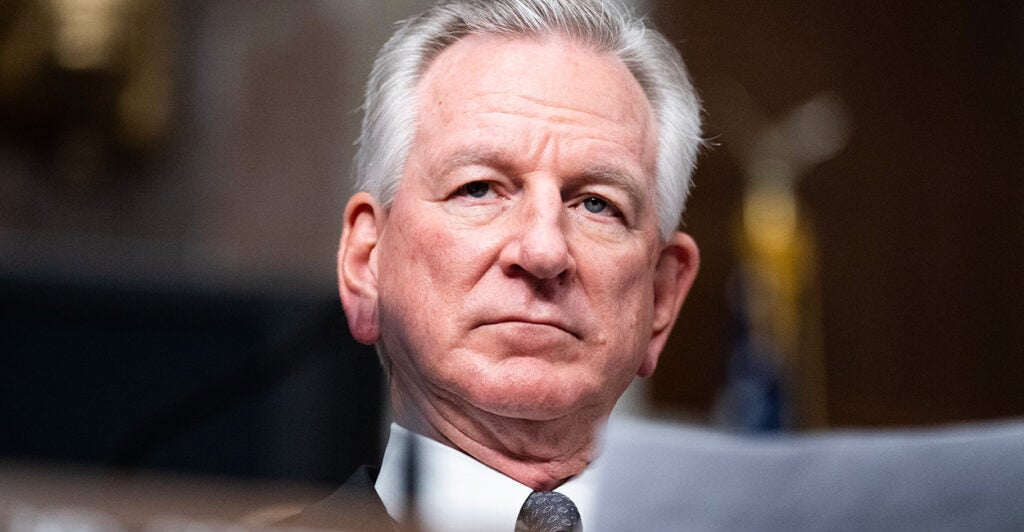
637, 232, 700, 377
338, 192, 385, 345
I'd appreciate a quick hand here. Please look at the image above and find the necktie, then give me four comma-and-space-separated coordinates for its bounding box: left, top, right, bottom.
516, 491, 582, 532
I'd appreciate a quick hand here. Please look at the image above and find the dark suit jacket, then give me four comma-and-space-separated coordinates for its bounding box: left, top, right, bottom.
282, 465, 397, 531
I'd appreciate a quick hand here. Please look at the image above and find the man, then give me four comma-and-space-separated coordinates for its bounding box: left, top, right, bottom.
297, 0, 701, 529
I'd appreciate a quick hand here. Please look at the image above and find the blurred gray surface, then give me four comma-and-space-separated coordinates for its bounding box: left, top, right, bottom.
595, 418, 1024, 531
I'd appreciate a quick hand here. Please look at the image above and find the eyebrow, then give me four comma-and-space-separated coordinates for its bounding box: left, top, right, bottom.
436, 148, 510, 179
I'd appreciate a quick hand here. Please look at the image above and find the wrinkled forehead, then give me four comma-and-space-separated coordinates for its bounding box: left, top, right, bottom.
413, 33, 659, 174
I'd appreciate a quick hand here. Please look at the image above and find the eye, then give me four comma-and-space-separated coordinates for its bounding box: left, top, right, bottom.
583, 197, 607, 213
458, 181, 492, 198
579, 196, 621, 218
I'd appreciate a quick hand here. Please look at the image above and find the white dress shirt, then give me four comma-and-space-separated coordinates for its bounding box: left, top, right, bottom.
375, 423, 601, 532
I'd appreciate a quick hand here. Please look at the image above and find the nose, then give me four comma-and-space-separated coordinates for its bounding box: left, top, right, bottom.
499, 190, 576, 282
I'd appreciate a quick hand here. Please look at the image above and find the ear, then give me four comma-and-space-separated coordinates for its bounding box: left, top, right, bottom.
637, 231, 700, 377
338, 192, 385, 345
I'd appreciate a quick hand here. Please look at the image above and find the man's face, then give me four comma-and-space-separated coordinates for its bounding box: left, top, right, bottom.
343, 35, 696, 425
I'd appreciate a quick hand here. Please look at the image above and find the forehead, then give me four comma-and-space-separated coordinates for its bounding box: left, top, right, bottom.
412, 33, 658, 176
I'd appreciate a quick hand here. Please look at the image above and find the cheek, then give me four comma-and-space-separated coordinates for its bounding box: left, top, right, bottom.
589, 248, 655, 308
586, 253, 657, 354
376, 214, 483, 343
380, 221, 444, 312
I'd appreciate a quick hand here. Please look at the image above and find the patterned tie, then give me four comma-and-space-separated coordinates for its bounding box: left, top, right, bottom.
516, 491, 582, 532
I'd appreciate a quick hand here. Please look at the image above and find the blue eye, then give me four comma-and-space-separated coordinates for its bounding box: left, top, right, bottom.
461, 181, 490, 198
583, 196, 608, 214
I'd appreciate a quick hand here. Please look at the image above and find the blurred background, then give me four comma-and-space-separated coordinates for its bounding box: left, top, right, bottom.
1, 0, 1021, 487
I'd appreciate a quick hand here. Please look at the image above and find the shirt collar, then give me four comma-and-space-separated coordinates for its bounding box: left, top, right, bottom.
375, 423, 601, 532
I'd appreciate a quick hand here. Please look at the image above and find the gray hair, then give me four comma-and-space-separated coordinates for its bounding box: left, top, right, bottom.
354, 0, 702, 240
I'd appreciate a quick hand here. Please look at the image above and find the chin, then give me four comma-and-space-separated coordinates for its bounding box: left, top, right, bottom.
457, 366, 602, 422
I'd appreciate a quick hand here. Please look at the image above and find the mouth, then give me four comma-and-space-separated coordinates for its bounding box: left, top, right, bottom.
475, 317, 582, 340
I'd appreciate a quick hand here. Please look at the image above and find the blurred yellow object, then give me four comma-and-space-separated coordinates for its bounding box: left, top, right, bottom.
737, 179, 827, 428
705, 81, 849, 429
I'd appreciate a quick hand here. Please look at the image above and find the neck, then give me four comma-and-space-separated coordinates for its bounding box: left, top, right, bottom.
391, 380, 606, 491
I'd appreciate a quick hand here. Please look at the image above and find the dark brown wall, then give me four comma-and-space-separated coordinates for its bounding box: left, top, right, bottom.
651, 1, 1024, 427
